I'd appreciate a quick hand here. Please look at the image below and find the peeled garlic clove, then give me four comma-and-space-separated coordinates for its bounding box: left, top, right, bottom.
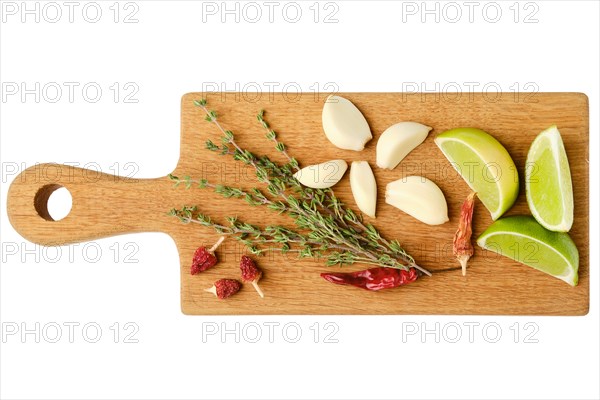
293, 160, 348, 189
376, 122, 432, 170
322, 95, 372, 151
385, 176, 449, 225
350, 161, 377, 218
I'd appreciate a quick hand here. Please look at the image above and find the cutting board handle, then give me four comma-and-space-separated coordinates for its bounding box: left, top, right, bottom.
6, 163, 176, 246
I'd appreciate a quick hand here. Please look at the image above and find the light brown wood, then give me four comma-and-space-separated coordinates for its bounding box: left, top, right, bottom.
7, 92, 589, 315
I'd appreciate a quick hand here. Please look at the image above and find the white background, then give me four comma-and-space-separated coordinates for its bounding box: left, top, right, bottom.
1, 1, 598, 399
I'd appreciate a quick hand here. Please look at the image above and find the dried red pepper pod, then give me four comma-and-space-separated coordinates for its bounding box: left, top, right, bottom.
204, 278, 242, 299
190, 236, 225, 275
320, 267, 418, 291
240, 255, 264, 298
453, 192, 476, 276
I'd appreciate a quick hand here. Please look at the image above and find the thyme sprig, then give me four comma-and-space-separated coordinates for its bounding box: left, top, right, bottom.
169, 99, 431, 276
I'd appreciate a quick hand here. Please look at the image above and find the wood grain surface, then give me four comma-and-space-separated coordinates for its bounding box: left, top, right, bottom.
6, 92, 589, 315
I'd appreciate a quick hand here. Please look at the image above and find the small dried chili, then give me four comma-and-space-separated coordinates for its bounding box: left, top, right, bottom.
320, 267, 418, 291
240, 255, 264, 298
205, 278, 242, 299
190, 236, 225, 275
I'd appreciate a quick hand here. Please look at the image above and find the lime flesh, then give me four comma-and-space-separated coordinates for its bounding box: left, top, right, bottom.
435, 128, 519, 220
477, 215, 579, 286
526, 125, 574, 232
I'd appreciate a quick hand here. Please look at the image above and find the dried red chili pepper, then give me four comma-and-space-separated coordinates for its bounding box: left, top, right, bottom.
240, 255, 264, 298
204, 278, 242, 299
453, 192, 476, 276
320, 267, 418, 291
190, 236, 225, 275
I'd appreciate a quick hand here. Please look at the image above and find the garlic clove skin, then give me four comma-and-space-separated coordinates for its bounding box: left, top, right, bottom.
293, 160, 348, 189
322, 95, 372, 151
376, 122, 432, 170
350, 161, 377, 218
385, 176, 449, 225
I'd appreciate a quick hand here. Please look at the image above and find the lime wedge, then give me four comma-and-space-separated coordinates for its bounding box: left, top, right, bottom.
435, 128, 519, 220
477, 215, 579, 286
526, 125, 574, 232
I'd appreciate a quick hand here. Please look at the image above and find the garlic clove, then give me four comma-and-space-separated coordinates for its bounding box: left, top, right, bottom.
322, 95, 372, 151
293, 160, 348, 189
350, 161, 377, 218
385, 176, 449, 225
376, 122, 432, 170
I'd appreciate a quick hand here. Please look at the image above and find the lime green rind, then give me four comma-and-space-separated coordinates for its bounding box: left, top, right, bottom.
435, 128, 519, 220
525, 125, 574, 232
477, 215, 579, 286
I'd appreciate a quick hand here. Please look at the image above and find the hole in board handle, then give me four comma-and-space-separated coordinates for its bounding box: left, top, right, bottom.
34, 184, 72, 221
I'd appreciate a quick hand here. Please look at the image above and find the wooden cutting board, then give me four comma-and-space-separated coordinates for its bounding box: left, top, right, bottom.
7, 92, 589, 315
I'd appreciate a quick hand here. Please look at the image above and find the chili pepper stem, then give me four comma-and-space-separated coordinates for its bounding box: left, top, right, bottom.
251, 280, 264, 298
209, 236, 226, 252
458, 255, 470, 276
204, 285, 217, 296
